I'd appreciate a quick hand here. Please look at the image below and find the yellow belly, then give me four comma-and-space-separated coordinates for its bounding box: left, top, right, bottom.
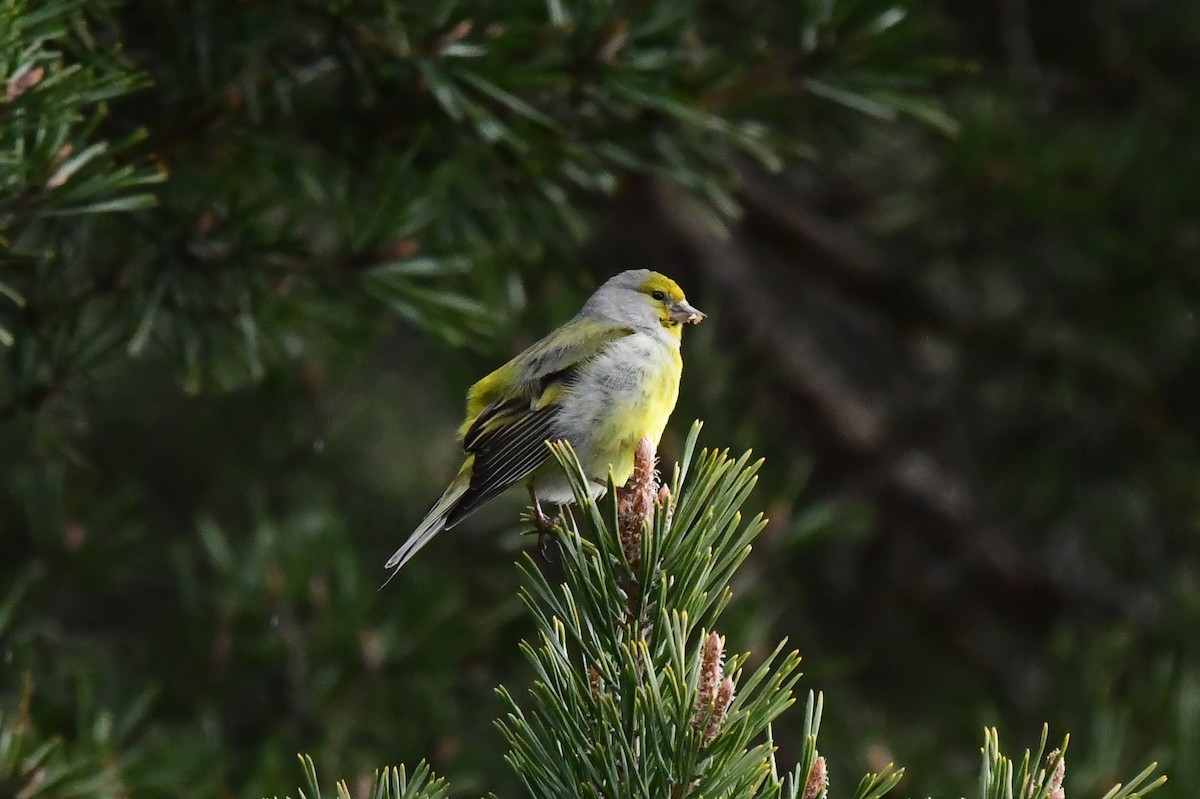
572, 333, 683, 486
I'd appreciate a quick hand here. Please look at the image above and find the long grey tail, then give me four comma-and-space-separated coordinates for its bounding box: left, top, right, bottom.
382, 481, 467, 585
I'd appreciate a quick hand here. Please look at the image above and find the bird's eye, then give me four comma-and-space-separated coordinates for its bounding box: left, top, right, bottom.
651, 290, 666, 301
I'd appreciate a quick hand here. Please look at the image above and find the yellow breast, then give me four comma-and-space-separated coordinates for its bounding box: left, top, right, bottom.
586, 335, 683, 485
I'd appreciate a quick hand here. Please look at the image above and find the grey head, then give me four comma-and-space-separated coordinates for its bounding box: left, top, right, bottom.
578, 269, 704, 342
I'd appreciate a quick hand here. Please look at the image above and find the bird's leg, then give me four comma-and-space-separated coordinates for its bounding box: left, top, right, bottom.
527, 483, 557, 530
527, 483, 560, 561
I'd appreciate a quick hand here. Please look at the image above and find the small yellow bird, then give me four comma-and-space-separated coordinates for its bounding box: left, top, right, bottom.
385, 269, 704, 577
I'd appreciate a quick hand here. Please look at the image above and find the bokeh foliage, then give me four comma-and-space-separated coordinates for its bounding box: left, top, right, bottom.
2, 0, 1197, 797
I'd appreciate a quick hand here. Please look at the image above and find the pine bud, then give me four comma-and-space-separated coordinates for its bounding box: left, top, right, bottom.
704, 676, 735, 744
439, 19, 474, 48
588, 665, 602, 699
803, 756, 827, 799
596, 19, 630, 63
695, 634, 723, 709
6, 66, 44, 101
1046, 749, 1065, 799
617, 437, 657, 566
692, 631, 724, 732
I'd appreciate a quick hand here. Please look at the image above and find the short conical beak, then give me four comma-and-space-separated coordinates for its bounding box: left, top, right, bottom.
669, 299, 705, 325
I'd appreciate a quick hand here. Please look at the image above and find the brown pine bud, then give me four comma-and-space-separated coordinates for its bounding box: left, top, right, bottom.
704, 676, 735, 744
617, 438, 657, 566
1046, 749, 1065, 799
589, 665, 602, 698
803, 756, 828, 799
6, 66, 43, 101
692, 631, 724, 730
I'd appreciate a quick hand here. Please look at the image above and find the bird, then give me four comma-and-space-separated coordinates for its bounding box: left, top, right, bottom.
385, 269, 705, 579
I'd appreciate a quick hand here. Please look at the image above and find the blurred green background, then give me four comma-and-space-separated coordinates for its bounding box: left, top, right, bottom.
2, 0, 1198, 797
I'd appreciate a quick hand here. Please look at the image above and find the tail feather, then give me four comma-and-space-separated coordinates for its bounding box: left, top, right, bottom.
383, 477, 469, 583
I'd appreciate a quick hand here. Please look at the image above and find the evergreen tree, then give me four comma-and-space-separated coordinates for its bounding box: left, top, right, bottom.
272, 434, 1165, 799
2, 0, 1195, 797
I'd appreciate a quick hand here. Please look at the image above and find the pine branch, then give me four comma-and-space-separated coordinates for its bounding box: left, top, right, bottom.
493, 424, 812, 797
0, 0, 163, 229
978, 727, 1166, 799
266, 755, 447, 799
273, 423, 1168, 799
0, 672, 150, 799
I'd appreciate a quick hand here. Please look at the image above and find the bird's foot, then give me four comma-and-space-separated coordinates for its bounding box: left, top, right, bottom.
524, 487, 561, 562
537, 527, 559, 562
534, 508, 562, 562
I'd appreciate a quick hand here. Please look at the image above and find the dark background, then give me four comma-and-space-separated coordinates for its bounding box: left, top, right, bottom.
2, 0, 1197, 796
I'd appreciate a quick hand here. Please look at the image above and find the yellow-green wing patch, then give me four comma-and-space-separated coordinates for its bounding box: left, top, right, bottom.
445, 318, 633, 527
459, 317, 633, 437
447, 401, 557, 527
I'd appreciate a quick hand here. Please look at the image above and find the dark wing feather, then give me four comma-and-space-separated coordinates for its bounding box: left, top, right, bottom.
446, 399, 559, 528
446, 320, 637, 529
462, 319, 634, 430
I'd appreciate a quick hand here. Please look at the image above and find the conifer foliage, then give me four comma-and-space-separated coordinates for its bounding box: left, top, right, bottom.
277, 428, 1164, 799
1, 0, 1189, 797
